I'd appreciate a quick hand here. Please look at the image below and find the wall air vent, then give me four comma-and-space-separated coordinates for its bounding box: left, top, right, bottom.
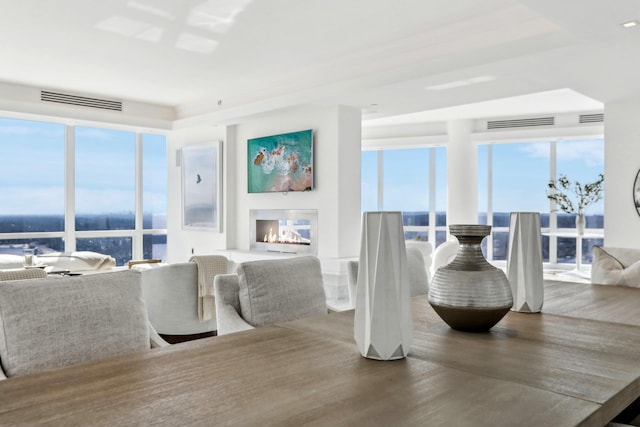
41, 90, 122, 111
579, 113, 604, 124
487, 117, 554, 130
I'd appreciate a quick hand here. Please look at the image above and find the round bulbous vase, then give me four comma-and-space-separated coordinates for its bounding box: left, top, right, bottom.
428, 224, 513, 332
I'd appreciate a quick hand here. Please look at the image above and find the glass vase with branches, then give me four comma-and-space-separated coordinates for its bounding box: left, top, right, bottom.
546, 174, 604, 216
546, 173, 604, 234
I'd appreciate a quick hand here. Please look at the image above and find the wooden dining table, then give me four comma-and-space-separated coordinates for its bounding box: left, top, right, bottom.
1, 279, 639, 426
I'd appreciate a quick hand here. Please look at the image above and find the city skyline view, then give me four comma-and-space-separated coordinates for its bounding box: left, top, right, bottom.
1, 115, 604, 267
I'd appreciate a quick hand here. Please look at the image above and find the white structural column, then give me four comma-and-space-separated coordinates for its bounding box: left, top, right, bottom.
446, 120, 477, 225
604, 100, 640, 247
333, 105, 363, 258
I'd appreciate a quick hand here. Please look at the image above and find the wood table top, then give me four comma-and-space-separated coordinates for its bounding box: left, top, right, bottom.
543, 279, 640, 326
1, 280, 639, 426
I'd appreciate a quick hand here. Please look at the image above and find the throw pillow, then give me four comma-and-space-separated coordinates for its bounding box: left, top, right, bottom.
591, 246, 625, 285
621, 260, 640, 288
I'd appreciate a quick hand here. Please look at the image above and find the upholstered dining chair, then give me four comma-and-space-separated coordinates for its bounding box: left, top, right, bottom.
347, 246, 430, 307
432, 237, 460, 273
405, 240, 433, 282
139, 256, 229, 342
0, 268, 47, 281
0, 269, 168, 380
213, 256, 327, 336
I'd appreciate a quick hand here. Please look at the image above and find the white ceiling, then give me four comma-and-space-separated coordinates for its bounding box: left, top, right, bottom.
0, 0, 638, 126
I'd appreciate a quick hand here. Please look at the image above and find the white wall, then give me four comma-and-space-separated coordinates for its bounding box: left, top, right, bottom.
167, 103, 633, 264
603, 100, 640, 248
233, 105, 362, 259
167, 104, 362, 262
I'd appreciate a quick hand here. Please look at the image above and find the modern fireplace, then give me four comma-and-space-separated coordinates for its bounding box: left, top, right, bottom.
250, 209, 318, 255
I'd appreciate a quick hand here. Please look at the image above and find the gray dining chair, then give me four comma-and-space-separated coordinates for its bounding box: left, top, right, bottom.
432, 237, 460, 272
138, 256, 229, 341
214, 256, 327, 335
347, 246, 430, 307
0, 269, 168, 379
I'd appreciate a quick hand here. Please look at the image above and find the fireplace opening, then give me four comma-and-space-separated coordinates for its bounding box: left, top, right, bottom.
256, 219, 311, 246
250, 209, 318, 255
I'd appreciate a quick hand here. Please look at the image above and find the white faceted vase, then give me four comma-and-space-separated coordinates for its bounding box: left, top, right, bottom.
507, 212, 544, 313
354, 211, 413, 360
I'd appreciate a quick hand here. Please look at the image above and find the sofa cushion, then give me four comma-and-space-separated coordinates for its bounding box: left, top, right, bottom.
237, 256, 327, 327
591, 246, 640, 287
0, 270, 150, 378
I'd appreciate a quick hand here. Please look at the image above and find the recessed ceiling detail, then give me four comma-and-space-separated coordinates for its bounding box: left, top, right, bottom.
0, 1, 633, 125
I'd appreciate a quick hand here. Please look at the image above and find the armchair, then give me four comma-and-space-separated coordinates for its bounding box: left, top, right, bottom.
214, 256, 327, 335
0, 270, 167, 379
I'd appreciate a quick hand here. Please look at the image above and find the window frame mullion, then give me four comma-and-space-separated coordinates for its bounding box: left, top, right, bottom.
64, 124, 76, 252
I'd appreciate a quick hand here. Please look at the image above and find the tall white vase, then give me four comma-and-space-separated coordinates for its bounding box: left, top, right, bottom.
507, 212, 544, 313
354, 211, 413, 360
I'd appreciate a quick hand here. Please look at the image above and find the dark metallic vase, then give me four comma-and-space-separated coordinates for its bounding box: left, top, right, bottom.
428, 224, 513, 332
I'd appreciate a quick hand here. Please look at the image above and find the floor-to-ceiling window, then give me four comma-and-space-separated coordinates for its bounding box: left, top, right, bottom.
0, 118, 66, 254
75, 126, 136, 264
361, 146, 447, 246
361, 150, 379, 213
142, 133, 168, 261
0, 116, 167, 265
553, 138, 604, 266
478, 138, 604, 267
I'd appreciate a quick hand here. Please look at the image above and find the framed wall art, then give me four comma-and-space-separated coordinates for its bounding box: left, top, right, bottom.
247, 129, 313, 193
182, 141, 222, 232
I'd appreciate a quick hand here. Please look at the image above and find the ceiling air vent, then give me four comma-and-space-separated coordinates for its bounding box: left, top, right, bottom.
41, 90, 122, 111
487, 117, 554, 130
579, 113, 604, 124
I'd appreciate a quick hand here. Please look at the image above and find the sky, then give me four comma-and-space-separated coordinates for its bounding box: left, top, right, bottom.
0, 117, 166, 216
363, 139, 605, 215
0, 116, 604, 218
